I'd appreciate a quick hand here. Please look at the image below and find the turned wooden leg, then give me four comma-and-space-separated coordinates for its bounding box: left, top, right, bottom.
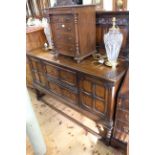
105, 128, 113, 145
99, 137, 110, 146
35, 89, 45, 100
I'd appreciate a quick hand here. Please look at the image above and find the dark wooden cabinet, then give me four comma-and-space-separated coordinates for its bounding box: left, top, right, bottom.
45, 5, 96, 63
27, 48, 128, 143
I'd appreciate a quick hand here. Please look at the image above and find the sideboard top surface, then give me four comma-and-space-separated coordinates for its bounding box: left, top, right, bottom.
27, 48, 128, 83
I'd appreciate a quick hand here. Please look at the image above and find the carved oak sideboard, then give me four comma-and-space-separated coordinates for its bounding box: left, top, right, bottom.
27, 48, 128, 144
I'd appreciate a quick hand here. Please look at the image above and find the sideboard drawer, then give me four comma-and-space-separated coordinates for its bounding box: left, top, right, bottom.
61, 87, 77, 104
48, 81, 61, 95
59, 68, 77, 86
52, 22, 75, 34
45, 63, 59, 79
55, 33, 75, 44
51, 14, 74, 23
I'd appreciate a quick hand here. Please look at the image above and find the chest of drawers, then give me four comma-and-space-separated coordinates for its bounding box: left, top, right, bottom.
45, 5, 96, 63
27, 48, 128, 144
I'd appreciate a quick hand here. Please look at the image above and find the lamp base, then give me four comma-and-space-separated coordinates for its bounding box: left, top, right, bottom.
105, 61, 118, 68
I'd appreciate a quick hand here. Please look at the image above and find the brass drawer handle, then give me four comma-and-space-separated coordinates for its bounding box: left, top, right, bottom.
61, 24, 65, 28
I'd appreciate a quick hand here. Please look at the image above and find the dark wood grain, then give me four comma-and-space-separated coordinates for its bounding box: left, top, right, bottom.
26, 27, 47, 52
45, 5, 97, 63
111, 69, 129, 149
27, 48, 128, 144
26, 27, 48, 88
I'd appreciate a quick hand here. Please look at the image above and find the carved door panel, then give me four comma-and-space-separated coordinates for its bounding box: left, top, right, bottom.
94, 98, 105, 113
80, 92, 93, 108
95, 84, 106, 98
80, 78, 92, 93
29, 57, 46, 87
79, 75, 107, 117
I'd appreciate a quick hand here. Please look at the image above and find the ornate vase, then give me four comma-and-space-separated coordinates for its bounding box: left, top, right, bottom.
104, 17, 123, 67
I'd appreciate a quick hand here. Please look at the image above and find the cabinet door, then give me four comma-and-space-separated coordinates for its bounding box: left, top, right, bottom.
26, 58, 33, 88
29, 57, 46, 87
79, 76, 107, 117
29, 57, 43, 72
80, 92, 93, 108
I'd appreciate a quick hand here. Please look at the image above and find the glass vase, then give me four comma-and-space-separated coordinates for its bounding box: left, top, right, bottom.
104, 17, 123, 67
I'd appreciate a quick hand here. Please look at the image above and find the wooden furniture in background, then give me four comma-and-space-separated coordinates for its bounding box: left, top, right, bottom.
26, 26, 48, 88
45, 5, 96, 63
27, 48, 128, 144
26, 27, 47, 51
111, 69, 129, 149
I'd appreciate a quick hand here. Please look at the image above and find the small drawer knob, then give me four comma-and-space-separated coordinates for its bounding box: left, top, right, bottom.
61, 24, 65, 28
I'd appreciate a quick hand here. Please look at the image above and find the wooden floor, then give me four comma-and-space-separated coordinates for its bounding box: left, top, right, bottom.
26, 88, 125, 155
